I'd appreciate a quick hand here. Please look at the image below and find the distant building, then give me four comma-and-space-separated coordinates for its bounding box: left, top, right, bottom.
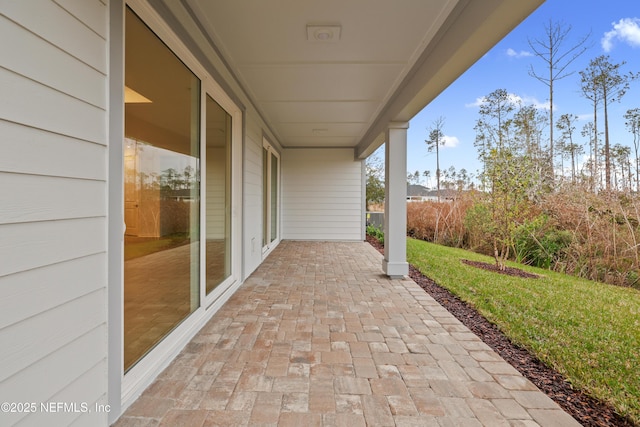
407, 184, 458, 202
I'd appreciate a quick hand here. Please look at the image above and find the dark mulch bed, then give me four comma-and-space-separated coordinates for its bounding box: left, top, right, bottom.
461, 259, 541, 279
366, 236, 636, 427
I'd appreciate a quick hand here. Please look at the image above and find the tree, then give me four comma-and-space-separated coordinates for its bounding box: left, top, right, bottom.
512, 105, 545, 156
472, 88, 540, 270
407, 170, 420, 185
457, 168, 470, 191
556, 113, 579, 182
581, 121, 599, 190
365, 154, 385, 209
474, 89, 520, 191
426, 116, 446, 201
477, 89, 517, 151
528, 20, 590, 181
484, 148, 537, 270
183, 165, 195, 190
413, 170, 420, 185
564, 142, 584, 185
445, 166, 457, 191
581, 55, 638, 191
611, 144, 631, 191
160, 168, 179, 191
512, 104, 549, 188
422, 170, 431, 188
624, 108, 640, 191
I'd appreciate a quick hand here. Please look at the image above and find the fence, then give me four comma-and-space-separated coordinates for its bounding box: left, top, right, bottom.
366, 212, 384, 229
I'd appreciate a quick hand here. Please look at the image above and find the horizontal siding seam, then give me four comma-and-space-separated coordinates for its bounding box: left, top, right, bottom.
0, 169, 107, 183
53, 368, 107, 427
1, 14, 107, 76
0, 250, 106, 280
0, 214, 107, 227
51, 0, 107, 42
0, 65, 107, 112
0, 286, 105, 334
0, 306, 106, 384
0, 118, 108, 148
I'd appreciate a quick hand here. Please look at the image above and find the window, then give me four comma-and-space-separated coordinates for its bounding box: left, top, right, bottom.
262, 140, 280, 252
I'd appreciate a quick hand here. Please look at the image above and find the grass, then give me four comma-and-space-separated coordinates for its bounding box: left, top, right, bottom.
406, 237, 640, 424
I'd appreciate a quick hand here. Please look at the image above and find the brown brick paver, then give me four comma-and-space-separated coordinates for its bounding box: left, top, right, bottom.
114, 241, 580, 426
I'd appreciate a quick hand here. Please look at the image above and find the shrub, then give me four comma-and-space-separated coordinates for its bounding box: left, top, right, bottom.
513, 215, 572, 269
366, 224, 384, 245
463, 199, 494, 256
406, 195, 472, 247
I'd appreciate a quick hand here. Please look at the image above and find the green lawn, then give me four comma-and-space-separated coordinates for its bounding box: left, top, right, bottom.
407, 238, 640, 424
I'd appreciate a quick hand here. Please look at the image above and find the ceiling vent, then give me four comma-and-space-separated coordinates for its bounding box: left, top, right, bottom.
306, 25, 341, 43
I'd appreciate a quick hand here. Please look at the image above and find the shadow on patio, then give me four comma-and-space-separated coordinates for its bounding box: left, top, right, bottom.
114, 241, 579, 426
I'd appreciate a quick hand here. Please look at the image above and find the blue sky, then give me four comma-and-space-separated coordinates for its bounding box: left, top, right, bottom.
400, 0, 640, 187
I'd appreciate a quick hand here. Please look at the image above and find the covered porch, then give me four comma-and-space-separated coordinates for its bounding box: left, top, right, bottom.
114, 241, 578, 426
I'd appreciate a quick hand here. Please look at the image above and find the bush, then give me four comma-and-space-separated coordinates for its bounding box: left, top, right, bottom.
463, 200, 494, 256
513, 215, 572, 269
366, 224, 384, 245
406, 195, 472, 247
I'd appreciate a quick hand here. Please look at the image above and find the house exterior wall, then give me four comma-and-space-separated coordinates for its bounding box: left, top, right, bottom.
0, 1, 109, 426
282, 148, 364, 241
243, 120, 270, 277
0, 1, 367, 425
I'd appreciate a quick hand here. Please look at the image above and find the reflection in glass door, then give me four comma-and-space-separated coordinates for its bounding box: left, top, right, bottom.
123, 7, 200, 372
205, 95, 232, 294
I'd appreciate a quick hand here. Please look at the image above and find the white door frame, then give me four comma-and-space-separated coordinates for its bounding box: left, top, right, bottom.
262, 138, 280, 256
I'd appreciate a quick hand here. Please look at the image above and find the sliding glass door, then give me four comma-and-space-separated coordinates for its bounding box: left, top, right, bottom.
123, 6, 238, 373
123, 8, 200, 371
205, 95, 232, 295
262, 140, 280, 253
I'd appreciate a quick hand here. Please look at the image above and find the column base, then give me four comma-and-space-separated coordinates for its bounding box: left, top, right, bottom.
382, 259, 409, 279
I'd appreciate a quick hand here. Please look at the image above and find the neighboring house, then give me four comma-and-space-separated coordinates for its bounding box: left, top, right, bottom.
407, 185, 459, 202
0, 1, 543, 425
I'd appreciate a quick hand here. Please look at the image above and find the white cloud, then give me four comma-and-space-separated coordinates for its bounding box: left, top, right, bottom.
506, 48, 533, 58
442, 135, 459, 148
522, 96, 550, 111
507, 93, 524, 105
601, 17, 640, 52
465, 97, 486, 108
465, 93, 549, 111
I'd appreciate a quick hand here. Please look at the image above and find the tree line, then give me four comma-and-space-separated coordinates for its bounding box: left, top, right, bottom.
367, 20, 640, 286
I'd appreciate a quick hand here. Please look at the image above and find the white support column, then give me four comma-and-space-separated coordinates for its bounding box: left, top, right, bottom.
383, 122, 409, 278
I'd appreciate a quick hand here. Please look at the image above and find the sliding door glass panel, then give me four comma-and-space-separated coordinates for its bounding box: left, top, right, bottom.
205, 95, 232, 294
262, 147, 269, 247
123, 7, 200, 372
270, 153, 278, 243
262, 145, 279, 250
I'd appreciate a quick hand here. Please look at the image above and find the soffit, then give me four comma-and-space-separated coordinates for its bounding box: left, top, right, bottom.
184, 0, 458, 148
180, 0, 544, 151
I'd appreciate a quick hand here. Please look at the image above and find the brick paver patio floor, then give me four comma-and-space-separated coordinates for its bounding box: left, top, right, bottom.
114, 241, 580, 427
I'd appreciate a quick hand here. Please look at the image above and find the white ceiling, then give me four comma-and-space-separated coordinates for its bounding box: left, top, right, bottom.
180, 0, 544, 155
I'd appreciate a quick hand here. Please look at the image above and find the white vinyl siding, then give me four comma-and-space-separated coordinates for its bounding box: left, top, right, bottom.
282, 149, 363, 241
0, 1, 108, 426
242, 123, 266, 278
